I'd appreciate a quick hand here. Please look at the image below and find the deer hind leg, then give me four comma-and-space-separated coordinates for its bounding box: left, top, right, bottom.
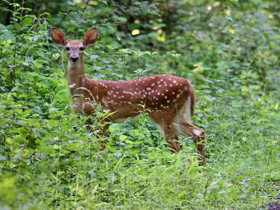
161, 123, 182, 153
150, 113, 182, 153
175, 116, 206, 165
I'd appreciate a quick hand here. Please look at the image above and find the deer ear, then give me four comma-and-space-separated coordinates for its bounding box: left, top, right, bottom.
83, 28, 98, 47
51, 28, 67, 46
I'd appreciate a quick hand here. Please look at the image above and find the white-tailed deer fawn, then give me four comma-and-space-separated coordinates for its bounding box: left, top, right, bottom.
51, 28, 206, 165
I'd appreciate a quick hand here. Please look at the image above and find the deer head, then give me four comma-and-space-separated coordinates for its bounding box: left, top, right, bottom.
51, 28, 98, 65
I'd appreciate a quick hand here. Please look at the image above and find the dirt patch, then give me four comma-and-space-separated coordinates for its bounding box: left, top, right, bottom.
268, 191, 280, 210
268, 202, 280, 210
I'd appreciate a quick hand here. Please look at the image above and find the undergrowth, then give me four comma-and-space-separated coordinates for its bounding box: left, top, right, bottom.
0, 0, 279, 209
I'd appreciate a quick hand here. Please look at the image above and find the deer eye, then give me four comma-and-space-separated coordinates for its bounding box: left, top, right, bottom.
80, 47, 84, 51
66, 47, 70, 51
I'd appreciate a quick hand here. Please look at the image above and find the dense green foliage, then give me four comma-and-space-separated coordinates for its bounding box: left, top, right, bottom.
0, 0, 279, 209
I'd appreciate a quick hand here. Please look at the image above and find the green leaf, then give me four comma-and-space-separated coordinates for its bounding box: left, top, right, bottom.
21, 17, 33, 26
119, 135, 127, 141
6, 137, 14, 144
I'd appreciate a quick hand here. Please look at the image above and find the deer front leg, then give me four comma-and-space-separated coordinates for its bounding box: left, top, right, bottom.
85, 117, 110, 151
98, 122, 109, 151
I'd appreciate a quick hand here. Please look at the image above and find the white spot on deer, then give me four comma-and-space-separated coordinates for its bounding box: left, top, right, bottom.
172, 92, 175, 95
101, 98, 109, 107
176, 94, 180, 98
169, 84, 173, 87
167, 100, 170, 103
157, 92, 160, 95
193, 129, 202, 136
147, 87, 151, 91
151, 83, 155, 86
164, 96, 168, 99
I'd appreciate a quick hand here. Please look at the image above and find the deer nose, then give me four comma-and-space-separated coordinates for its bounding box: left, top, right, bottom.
70, 56, 78, 62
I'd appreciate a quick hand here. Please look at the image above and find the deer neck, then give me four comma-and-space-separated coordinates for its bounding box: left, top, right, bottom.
67, 58, 86, 96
